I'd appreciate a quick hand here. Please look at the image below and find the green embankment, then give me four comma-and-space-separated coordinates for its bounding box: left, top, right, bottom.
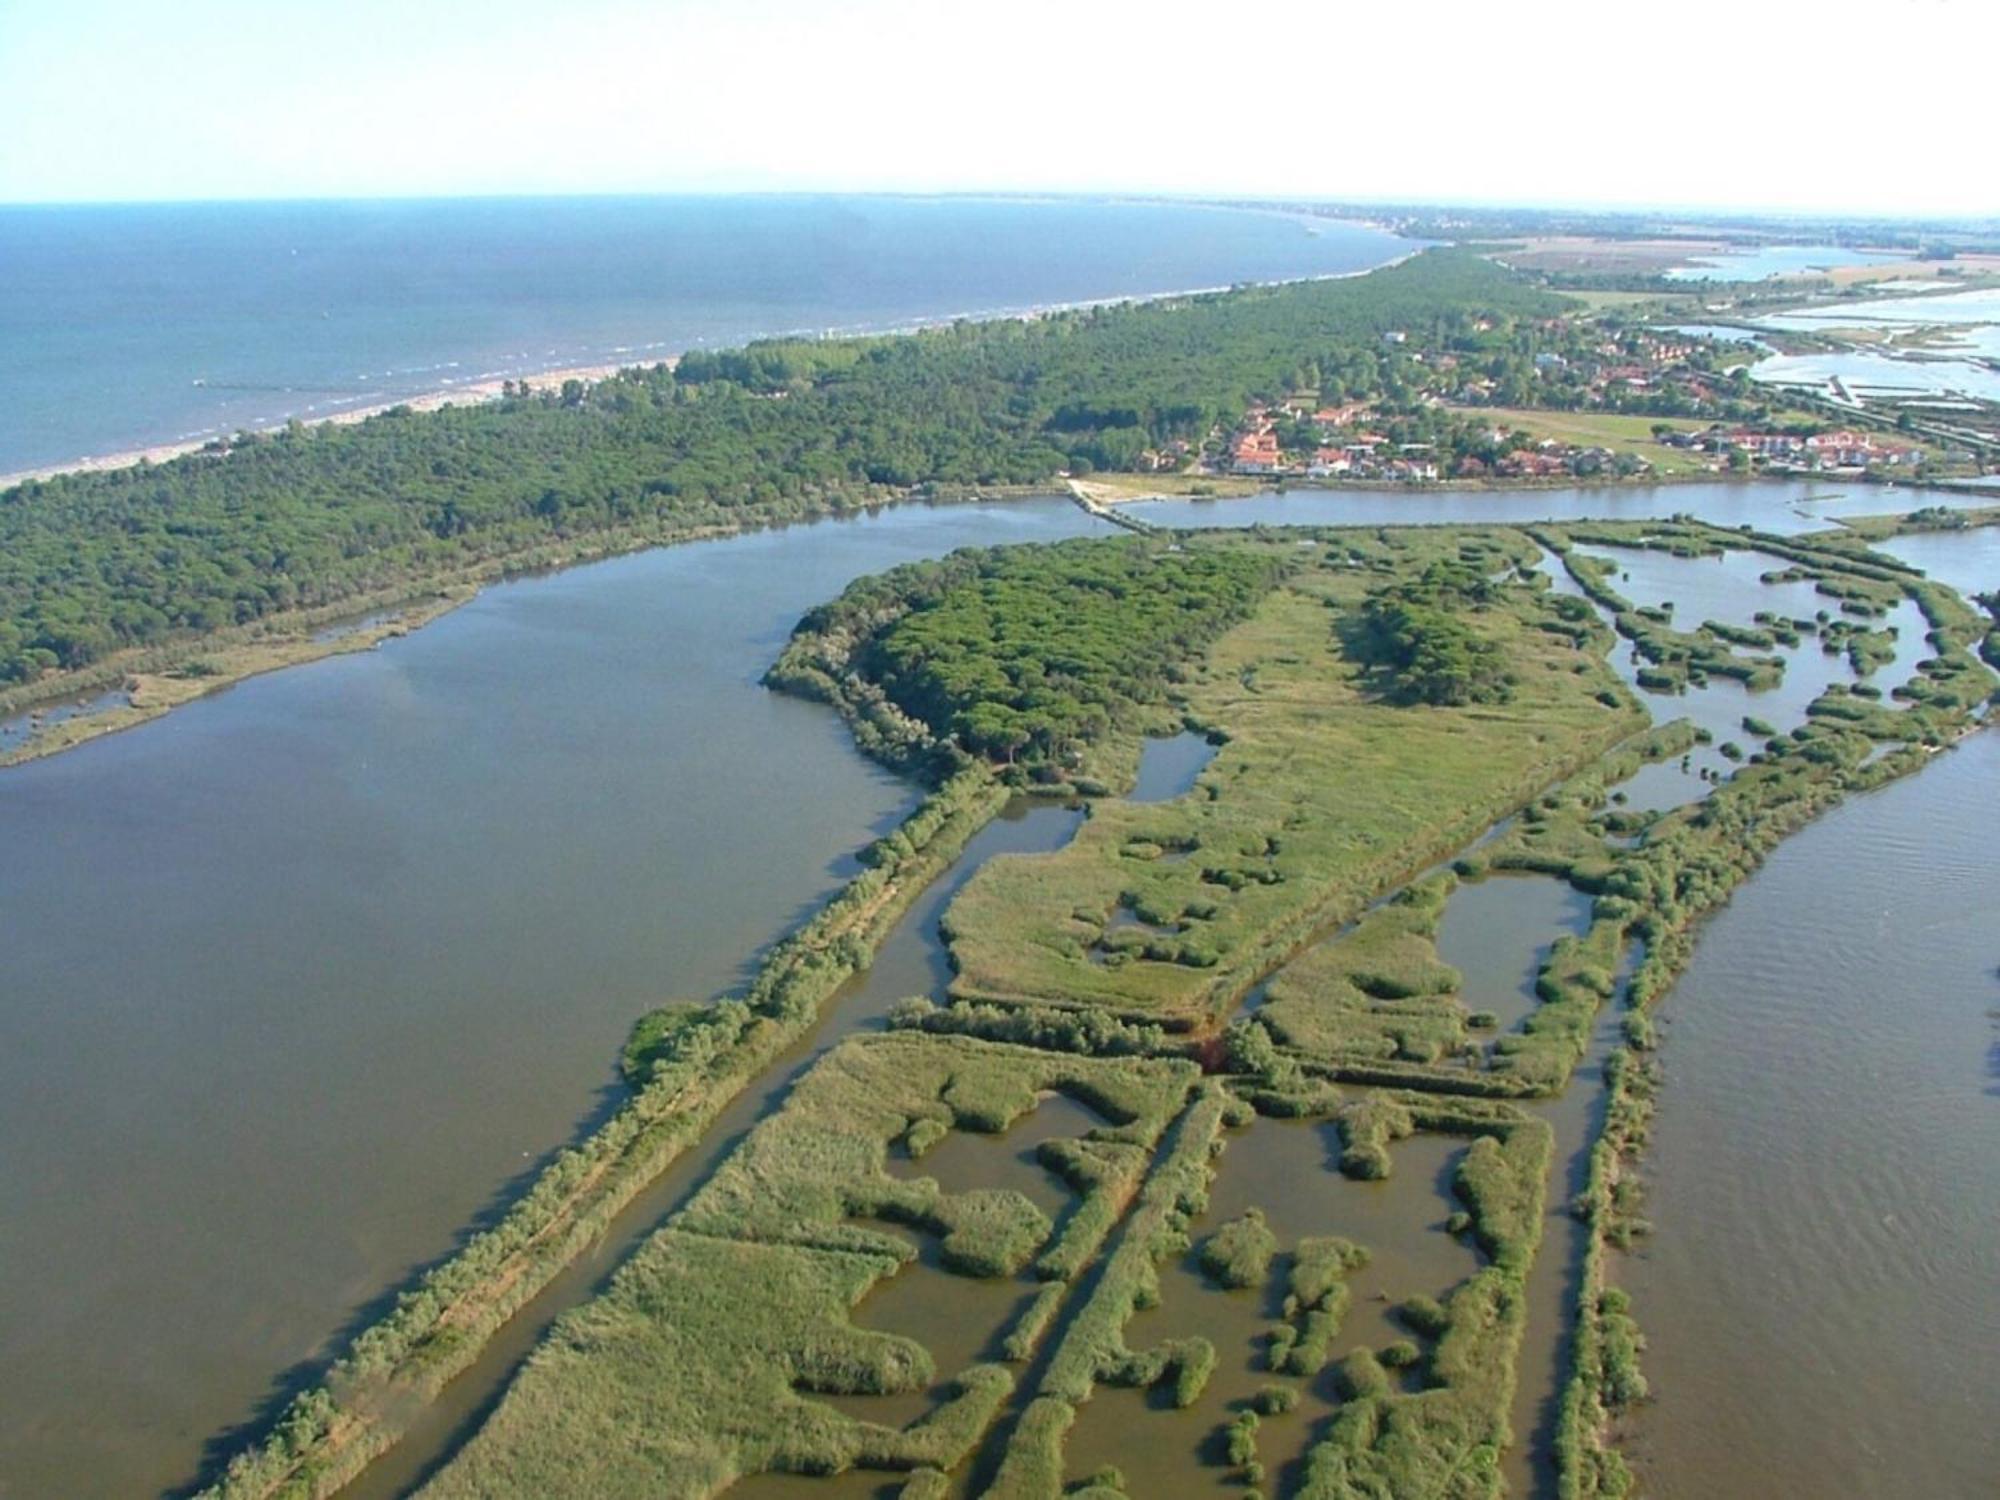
200, 772, 1010, 1500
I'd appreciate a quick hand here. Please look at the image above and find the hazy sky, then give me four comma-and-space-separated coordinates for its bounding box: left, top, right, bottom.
2, 0, 1994, 215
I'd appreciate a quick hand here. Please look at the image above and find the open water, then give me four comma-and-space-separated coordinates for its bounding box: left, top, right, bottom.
0, 195, 1407, 476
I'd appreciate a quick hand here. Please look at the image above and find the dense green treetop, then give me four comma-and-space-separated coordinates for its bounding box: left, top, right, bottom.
1358, 559, 1511, 706
770, 537, 1283, 771
0, 250, 1559, 687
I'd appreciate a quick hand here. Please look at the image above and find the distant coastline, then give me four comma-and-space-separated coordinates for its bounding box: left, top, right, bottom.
0, 256, 1416, 494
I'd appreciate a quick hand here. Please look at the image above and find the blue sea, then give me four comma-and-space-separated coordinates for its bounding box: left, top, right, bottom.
0, 195, 1407, 477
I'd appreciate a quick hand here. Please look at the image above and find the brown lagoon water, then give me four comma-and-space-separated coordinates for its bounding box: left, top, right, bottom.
1622, 731, 2000, 1500
352, 791, 1089, 1500
0, 499, 1104, 1498
1, 481, 1993, 1498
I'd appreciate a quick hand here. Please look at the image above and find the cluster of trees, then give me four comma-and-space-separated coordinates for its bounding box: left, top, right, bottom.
790, 538, 1281, 767
0, 249, 1553, 689
1358, 560, 1509, 706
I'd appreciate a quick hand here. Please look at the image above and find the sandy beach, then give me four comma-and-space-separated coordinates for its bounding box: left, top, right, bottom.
0, 358, 648, 490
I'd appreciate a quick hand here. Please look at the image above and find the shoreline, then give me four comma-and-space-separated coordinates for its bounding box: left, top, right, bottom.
3, 468, 1979, 771
0, 247, 1418, 494
0, 590, 474, 770
0, 527, 781, 772
0, 359, 641, 491
0, 484, 1058, 770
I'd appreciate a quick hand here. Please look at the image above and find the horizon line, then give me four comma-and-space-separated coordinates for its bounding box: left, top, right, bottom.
1, 187, 1996, 227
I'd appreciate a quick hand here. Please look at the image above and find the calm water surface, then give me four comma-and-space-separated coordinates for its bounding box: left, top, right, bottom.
1871, 523, 2000, 600
1748, 348, 2000, 404
0, 498, 1102, 1498
1127, 730, 1218, 803
1128, 478, 1993, 536
1436, 876, 1592, 1035
1740, 284, 2000, 398
1623, 731, 2000, 1499
1663, 246, 1911, 282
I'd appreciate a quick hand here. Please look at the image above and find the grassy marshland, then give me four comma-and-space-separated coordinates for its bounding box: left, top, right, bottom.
424, 1034, 1198, 1497
1251, 875, 1477, 1081
933, 528, 1644, 1027
1460, 519, 1994, 1496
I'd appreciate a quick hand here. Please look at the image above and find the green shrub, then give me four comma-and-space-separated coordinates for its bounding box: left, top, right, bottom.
1224, 1409, 1262, 1466
1199, 1209, 1278, 1289
1254, 1383, 1298, 1415
1400, 1294, 1451, 1338
1173, 1338, 1218, 1407
1335, 1348, 1392, 1400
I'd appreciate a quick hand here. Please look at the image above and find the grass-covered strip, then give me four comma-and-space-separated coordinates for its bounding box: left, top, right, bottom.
1463, 535, 1993, 1496
199, 773, 1011, 1500
765, 536, 1285, 781
1554, 1050, 1657, 1500
423, 1034, 1198, 1497
937, 528, 1645, 1026
1252, 874, 1473, 1074
1823, 503, 2000, 543
985, 1082, 1237, 1498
